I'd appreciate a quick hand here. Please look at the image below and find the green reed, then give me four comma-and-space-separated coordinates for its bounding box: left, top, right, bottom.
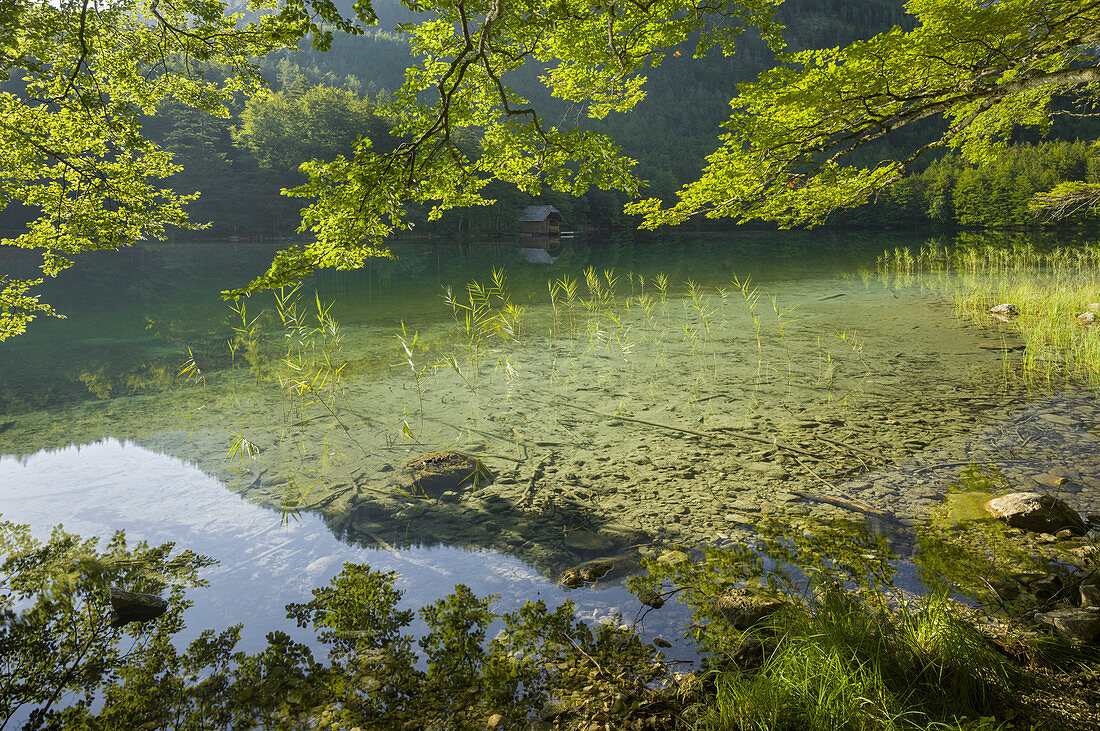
210, 286, 366, 521
441, 267, 526, 398
880, 239, 1100, 388
395, 323, 432, 441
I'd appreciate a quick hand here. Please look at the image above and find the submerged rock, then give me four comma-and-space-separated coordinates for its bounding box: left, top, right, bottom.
405, 451, 493, 497
1013, 573, 1063, 601
984, 492, 1086, 536
636, 587, 666, 609
987, 303, 1019, 316
1034, 607, 1100, 642
987, 579, 1020, 601
558, 555, 641, 589
563, 530, 615, 553
711, 589, 785, 629
655, 550, 691, 566
1081, 581, 1100, 609
108, 587, 168, 628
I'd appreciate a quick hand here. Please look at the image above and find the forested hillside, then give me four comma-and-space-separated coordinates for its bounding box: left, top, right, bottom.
130, 0, 928, 237
6, 0, 1094, 239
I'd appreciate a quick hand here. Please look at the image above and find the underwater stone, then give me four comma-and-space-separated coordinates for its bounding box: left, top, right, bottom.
637, 587, 665, 609
655, 550, 691, 566
988, 303, 1019, 315
405, 451, 493, 497
1081, 582, 1100, 609
563, 530, 615, 553
987, 303, 1019, 322
558, 556, 640, 588
987, 579, 1020, 601
985, 492, 1087, 536
107, 587, 168, 628
711, 589, 785, 630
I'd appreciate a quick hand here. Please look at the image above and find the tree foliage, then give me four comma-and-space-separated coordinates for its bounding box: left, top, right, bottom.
0, 519, 213, 728
0, 0, 375, 340
234, 0, 787, 294
0, 523, 672, 729
628, 0, 1100, 228
8, 0, 1100, 337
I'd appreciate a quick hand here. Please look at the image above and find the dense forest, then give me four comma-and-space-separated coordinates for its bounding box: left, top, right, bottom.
3, 0, 1096, 239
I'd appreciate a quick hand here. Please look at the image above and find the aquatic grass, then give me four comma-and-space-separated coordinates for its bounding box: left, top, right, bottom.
202, 286, 387, 518
733, 275, 765, 407
684, 279, 717, 367
770, 295, 797, 394
878, 239, 1100, 388
272, 286, 359, 448
178, 347, 206, 386
395, 323, 431, 440
441, 266, 523, 396
225, 296, 267, 375
953, 267, 1100, 386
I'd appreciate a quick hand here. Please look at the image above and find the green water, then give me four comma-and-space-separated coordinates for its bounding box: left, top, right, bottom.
3, 229, 1099, 583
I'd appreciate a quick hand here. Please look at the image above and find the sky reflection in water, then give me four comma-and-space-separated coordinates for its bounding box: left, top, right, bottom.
0, 438, 689, 652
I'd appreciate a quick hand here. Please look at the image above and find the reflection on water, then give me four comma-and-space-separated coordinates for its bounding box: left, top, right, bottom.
517, 235, 565, 263
0, 438, 690, 652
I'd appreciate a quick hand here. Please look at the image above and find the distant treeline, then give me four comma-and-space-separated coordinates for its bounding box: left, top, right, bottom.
134, 51, 615, 239
835, 141, 1100, 229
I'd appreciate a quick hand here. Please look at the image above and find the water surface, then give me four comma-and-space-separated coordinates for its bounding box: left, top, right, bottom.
3, 230, 1096, 649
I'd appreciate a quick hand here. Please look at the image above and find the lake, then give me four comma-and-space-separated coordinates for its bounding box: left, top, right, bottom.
3, 229, 1099, 654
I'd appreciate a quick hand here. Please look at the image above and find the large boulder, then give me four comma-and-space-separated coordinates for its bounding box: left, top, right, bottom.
984, 492, 1087, 535
1034, 607, 1100, 643
405, 451, 493, 497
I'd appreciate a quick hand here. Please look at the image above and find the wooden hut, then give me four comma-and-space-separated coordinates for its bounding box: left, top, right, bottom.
517, 205, 565, 236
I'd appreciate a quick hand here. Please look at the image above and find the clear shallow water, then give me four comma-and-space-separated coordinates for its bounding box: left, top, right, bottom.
2, 229, 1095, 651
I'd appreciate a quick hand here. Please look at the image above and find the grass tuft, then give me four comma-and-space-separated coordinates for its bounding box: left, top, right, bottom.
703, 588, 1021, 731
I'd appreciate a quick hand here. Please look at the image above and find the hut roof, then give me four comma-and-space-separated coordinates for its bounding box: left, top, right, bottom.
517, 205, 562, 222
